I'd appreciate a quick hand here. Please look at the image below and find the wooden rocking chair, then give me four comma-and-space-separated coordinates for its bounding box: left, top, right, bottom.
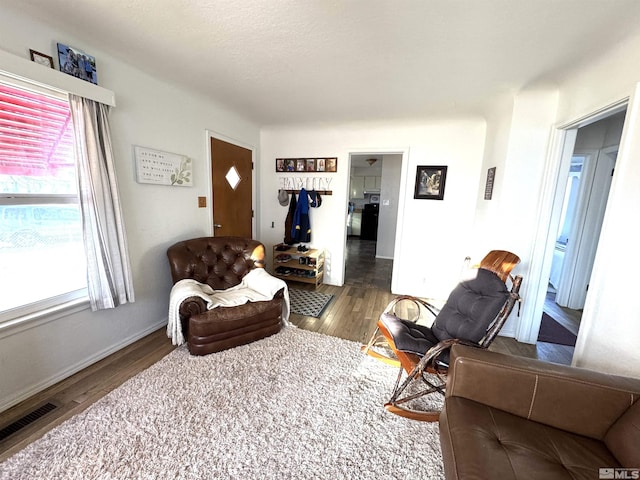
361, 250, 523, 421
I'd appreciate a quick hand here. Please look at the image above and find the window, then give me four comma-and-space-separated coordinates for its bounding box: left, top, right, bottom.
0, 81, 87, 321
556, 155, 587, 249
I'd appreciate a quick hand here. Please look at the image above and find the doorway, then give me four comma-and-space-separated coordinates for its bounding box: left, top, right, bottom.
208, 134, 254, 238
345, 153, 402, 290
542, 110, 625, 343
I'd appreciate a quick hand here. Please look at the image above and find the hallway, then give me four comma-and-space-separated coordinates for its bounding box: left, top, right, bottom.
344, 237, 392, 290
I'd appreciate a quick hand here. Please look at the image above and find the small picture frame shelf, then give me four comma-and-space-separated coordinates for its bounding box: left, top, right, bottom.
273, 244, 325, 287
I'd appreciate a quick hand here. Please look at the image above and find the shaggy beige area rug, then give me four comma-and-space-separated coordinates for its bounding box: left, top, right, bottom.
0, 327, 444, 479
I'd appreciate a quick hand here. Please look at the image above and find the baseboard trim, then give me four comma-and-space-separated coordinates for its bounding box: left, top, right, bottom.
0, 318, 167, 413
498, 326, 516, 338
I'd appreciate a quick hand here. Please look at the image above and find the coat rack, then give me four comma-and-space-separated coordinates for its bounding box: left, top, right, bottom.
284, 189, 332, 195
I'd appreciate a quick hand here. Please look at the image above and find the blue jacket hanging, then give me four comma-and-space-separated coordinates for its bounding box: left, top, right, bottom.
291, 188, 311, 243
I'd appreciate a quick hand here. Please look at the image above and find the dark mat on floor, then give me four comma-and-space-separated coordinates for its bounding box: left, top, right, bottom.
538, 312, 577, 346
289, 288, 334, 317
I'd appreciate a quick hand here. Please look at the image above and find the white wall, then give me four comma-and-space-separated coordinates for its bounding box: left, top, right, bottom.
470, 94, 514, 255
259, 119, 487, 299
376, 154, 402, 259
0, 7, 260, 411
484, 27, 640, 376
471, 88, 560, 338
574, 84, 640, 377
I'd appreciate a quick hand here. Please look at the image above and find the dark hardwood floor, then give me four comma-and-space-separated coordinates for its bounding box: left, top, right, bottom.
544, 287, 582, 336
534, 287, 581, 366
0, 237, 577, 461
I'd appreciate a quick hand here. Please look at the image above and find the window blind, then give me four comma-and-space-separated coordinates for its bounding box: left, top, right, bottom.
0, 82, 74, 177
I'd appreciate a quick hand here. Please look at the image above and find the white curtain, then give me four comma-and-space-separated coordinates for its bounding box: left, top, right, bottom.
69, 94, 135, 310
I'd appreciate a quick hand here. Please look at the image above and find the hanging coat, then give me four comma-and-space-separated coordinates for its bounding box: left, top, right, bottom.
283, 191, 297, 245
291, 188, 311, 243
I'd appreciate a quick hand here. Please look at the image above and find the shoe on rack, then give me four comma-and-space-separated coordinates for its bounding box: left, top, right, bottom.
297, 244, 309, 252
275, 266, 292, 276
276, 254, 291, 262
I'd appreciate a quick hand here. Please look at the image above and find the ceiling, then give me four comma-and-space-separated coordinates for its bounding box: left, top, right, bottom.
350, 154, 384, 170
6, 0, 640, 126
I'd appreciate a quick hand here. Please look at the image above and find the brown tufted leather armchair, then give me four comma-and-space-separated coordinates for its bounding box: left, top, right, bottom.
167, 236, 284, 355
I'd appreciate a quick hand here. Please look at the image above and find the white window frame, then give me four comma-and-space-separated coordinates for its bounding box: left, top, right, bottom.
0, 52, 115, 328
0, 76, 89, 325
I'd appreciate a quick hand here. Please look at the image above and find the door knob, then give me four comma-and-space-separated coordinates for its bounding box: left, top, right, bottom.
214, 223, 222, 228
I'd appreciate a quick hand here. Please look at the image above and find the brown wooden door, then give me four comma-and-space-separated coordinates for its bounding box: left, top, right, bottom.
210, 137, 253, 237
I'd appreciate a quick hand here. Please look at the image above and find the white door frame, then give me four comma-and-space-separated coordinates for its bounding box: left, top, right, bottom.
343, 147, 409, 292
516, 100, 628, 344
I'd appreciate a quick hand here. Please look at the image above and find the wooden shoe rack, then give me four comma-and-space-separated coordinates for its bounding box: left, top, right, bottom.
272, 244, 325, 287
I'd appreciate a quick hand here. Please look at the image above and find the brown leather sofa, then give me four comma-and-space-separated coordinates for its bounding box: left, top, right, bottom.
439, 345, 640, 480
167, 236, 284, 356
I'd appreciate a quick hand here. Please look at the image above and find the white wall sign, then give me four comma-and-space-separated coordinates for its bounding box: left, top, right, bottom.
133, 145, 192, 186
278, 176, 333, 191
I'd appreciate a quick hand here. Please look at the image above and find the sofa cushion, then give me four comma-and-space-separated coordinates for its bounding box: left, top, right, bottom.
604, 399, 640, 467
440, 396, 620, 480
447, 345, 640, 440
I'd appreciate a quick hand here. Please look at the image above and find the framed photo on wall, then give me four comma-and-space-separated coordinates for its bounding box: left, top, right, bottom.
29, 49, 54, 68
57, 43, 98, 84
414, 165, 448, 200
275, 157, 338, 173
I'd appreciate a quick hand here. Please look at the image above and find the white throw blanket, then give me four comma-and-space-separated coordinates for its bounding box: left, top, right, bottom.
167, 268, 290, 345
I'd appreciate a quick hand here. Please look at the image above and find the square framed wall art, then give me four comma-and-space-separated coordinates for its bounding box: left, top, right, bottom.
414, 165, 448, 200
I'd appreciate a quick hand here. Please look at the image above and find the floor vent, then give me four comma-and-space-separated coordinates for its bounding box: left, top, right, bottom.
0, 402, 58, 441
